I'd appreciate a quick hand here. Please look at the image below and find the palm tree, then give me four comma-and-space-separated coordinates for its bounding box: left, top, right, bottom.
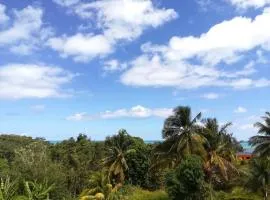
79, 172, 121, 200
247, 158, 270, 200
202, 118, 238, 181
103, 129, 133, 184
154, 106, 205, 168
249, 112, 270, 157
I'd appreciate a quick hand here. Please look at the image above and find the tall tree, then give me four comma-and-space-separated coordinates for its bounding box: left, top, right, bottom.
249, 112, 270, 157
247, 158, 270, 200
154, 106, 205, 168
103, 129, 133, 184
202, 118, 238, 182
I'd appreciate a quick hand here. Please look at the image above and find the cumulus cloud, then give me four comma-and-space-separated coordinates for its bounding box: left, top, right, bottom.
120, 54, 269, 89
151, 8, 270, 65
48, 34, 112, 62
0, 64, 76, 99
49, 0, 177, 62
120, 8, 270, 89
234, 106, 248, 113
228, 0, 270, 9
66, 105, 173, 121
0, 4, 52, 55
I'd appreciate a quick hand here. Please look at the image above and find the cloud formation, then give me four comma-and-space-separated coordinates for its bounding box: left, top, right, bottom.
49, 0, 177, 62
66, 105, 173, 121
0, 64, 76, 99
0, 4, 52, 55
228, 0, 270, 9
120, 8, 270, 89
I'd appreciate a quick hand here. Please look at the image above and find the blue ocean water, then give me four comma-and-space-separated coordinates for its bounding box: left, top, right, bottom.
240, 141, 254, 153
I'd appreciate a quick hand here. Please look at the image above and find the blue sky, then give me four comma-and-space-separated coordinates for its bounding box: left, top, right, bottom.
0, 0, 269, 141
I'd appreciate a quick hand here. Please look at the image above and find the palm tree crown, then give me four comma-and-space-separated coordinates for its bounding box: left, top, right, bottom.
249, 112, 270, 157
103, 129, 133, 184
154, 106, 204, 168
202, 118, 238, 181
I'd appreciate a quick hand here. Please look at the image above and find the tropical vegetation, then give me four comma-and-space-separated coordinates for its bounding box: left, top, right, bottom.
0, 106, 269, 199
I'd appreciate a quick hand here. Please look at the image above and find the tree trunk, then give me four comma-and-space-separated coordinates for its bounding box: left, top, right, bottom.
264, 189, 268, 200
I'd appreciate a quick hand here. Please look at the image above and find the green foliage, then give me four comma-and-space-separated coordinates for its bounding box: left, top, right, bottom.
24, 181, 54, 200
50, 134, 105, 196
79, 172, 122, 200
249, 112, 270, 158
0, 135, 45, 162
246, 158, 270, 199
0, 159, 9, 177
215, 187, 262, 200
202, 118, 239, 184
165, 155, 209, 200
103, 129, 133, 184
11, 142, 67, 199
0, 177, 17, 200
125, 137, 151, 187
154, 106, 205, 168
1, 106, 268, 200
123, 187, 169, 200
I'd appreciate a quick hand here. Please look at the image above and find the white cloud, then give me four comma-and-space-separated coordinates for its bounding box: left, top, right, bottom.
49, 0, 177, 61
120, 8, 270, 89
31, 105, 46, 112
0, 64, 76, 99
234, 106, 248, 113
201, 93, 220, 99
66, 112, 92, 121
75, 0, 178, 40
159, 8, 270, 65
120, 54, 270, 89
48, 34, 112, 62
0, 4, 9, 24
66, 105, 173, 121
53, 0, 80, 7
0, 5, 52, 55
103, 59, 127, 72
228, 0, 270, 9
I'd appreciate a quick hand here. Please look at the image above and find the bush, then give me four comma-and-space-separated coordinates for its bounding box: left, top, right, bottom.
165, 155, 209, 200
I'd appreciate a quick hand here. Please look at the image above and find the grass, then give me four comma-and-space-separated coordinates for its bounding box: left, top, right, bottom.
123, 187, 169, 200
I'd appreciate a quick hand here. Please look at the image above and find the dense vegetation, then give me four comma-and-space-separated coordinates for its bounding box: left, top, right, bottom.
0, 106, 269, 200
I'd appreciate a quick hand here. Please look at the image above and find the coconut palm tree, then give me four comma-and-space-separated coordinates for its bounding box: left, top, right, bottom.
103, 129, 133, 184
154, 106, 205, 168
249, 112, 270, 157
247, 158, 270, 200
202, 118, 238, 181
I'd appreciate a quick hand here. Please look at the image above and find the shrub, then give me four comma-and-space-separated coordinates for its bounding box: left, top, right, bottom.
165, 155, 209, 200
